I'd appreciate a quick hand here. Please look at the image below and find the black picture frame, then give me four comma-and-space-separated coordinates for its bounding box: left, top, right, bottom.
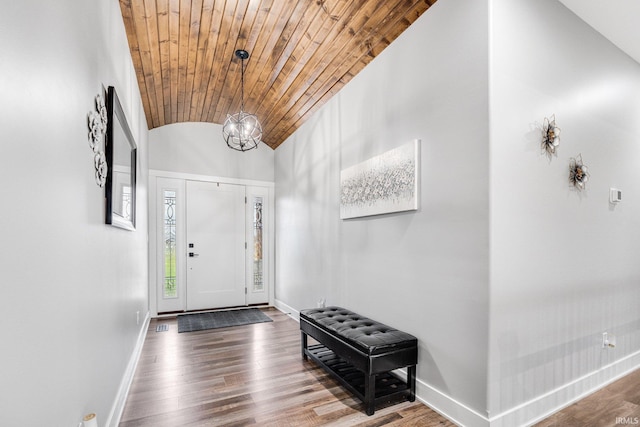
105, 85, 137, 231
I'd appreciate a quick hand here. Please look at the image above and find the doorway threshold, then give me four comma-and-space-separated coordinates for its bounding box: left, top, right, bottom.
156, 304, 271, 319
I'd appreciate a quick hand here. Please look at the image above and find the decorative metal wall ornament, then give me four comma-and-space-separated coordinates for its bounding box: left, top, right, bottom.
222, 49, 262, 151
87, 92, 108, 187
569, 154, 589, 190
541, 114, 560, 155
94, 151, 108, 187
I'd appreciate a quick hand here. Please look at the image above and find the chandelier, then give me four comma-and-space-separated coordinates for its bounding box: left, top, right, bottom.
222, 49, 262, 151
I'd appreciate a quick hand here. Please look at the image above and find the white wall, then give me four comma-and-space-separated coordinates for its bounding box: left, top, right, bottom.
149, 122, 274, 182
275, 0, 490, 423
489, 0, 640, 424
0, 1, 149, 426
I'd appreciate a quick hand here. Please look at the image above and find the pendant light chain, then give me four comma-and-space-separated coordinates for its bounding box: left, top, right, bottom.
240, 55, 245, 113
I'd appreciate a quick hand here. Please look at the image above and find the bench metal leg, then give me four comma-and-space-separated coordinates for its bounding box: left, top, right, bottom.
408, 365, 416, 401
301, 331, 308, 360
364, 373, 376, 415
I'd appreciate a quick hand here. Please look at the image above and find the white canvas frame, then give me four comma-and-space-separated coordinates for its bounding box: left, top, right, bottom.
340, 139, 420, 219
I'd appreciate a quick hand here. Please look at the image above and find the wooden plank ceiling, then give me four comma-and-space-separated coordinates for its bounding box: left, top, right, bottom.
119, 0, 437, 149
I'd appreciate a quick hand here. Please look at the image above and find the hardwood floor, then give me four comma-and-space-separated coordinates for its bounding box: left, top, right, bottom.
119, 308, 455, 427
121, 307, 640, 426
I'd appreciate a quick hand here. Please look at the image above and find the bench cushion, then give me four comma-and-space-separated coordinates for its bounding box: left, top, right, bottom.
300, 306, 417, 356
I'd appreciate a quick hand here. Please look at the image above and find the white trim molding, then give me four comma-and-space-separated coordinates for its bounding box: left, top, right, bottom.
105, 312, 151, 427
489, 350, 640, 427
414, 379, 489, 427
274, 299, 300, 322
365, 352, 640, 427
149, 169, 274, 189
414, 351, 640, 427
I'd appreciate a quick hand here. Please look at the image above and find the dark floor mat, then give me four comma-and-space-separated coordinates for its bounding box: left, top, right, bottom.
177, 308, 272, 333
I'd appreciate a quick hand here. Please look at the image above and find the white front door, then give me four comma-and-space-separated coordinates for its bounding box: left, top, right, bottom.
186, 180, 246, 310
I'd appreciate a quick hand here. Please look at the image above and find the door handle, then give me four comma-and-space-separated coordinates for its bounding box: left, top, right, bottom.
189, 252, 199, 257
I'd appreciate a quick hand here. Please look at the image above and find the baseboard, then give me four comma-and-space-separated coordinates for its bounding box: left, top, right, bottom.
489, 350, 640, 427
413, 377, 489, 427
274, 298, 300, 321
105, 311, 151, 427
413, 352, 640, 427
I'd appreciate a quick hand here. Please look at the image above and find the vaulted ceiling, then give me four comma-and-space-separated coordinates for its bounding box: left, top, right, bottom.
119, 0, 437, 149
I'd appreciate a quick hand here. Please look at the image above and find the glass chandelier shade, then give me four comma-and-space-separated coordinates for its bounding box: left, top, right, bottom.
222, 50, 262, 151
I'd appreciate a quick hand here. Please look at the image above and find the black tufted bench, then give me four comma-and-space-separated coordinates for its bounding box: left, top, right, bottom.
300, 306, 417, 415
